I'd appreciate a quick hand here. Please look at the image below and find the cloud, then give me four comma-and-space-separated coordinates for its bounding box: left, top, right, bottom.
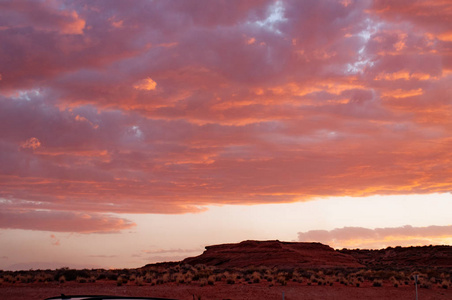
0, 0, 85, 35
88, 255, 118, 258
0, 209, 136, 233
141, 248, 203, 254
133, 77, 157, 91
298, 225, 452, 249
0, 0, 451, 233
20, 137, 41, 150
50, 234, 60, 246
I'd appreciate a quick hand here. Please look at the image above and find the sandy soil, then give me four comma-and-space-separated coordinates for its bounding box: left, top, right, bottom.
1, 280, 451, 300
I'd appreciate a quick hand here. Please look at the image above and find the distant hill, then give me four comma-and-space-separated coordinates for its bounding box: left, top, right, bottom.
339, 245, 452, 268
181, 240, 363, 268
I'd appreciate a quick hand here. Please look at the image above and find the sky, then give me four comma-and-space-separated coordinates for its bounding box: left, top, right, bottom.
1, 0, 452, 271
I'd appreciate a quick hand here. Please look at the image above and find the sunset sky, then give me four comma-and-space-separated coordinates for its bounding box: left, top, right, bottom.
1, 0, 452, 271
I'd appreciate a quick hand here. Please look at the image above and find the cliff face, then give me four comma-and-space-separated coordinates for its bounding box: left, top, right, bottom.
182, 240, 363, 268
339, 245, 452, 268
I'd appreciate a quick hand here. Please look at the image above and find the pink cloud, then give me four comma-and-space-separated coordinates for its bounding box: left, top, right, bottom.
0, 1, 85, 34
141, 248, 203, 255
0, 0, 452, 233
50, 234, 60, 246
20, 137, 41, 150
0, 209, 135, 233
298, 225, 452, 249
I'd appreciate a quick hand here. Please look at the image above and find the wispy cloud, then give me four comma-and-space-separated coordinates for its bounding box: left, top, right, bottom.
88, 255, 118, 258
298, 225, 452, 249
50, 234, 60, 246
0, 209, 135, 233
142, 248, 203, 255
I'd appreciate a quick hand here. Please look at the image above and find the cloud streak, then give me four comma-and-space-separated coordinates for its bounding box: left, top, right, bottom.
298, 225, 452, 249
0, 209, 135, 233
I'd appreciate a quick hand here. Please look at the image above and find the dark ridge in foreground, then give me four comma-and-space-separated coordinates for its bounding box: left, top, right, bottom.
181, 240, 364, 268
340, 245, 452, 268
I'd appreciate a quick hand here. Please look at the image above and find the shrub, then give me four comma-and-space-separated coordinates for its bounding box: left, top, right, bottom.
117, 276, 124, 286
174, 274, 184, 284
372, 280, 382, 287
76, 276, 87, 283
251, 271, 261, 281
96, 273, 107, 280
3, 275, 15, 283
16, 275, 33, 283
196, 278, 204, 287
276, 275, 287, 286
55, 268, 90, 282
162, 273, 170, 283
420, 282, 431, 289
36, 273, 53, 283
135, 276, 144, 286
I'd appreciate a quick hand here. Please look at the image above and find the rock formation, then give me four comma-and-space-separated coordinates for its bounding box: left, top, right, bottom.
182, 240, 363, 268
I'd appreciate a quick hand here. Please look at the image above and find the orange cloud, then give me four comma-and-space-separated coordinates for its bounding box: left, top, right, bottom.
133, 77, 157, 91
0, 1, 85, 35
382, 88, 424, 98
298, 225, 452, 249
20, 137, 41, 150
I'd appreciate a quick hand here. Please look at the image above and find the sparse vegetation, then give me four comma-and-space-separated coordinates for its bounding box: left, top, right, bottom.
0, 261, 450, 294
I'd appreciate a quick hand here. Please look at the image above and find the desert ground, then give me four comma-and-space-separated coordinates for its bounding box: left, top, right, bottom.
1, 279, 451, 300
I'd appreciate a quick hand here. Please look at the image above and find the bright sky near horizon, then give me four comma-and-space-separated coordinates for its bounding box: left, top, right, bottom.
1, 0, 452, 271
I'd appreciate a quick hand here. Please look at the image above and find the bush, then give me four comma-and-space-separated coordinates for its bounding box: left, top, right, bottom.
55, 268, 90, 282
420, 283, 431, 289
117, 275, 128, 286
135, 277, 144, 286
76, 276, 87, 283
372, 280, 382, 287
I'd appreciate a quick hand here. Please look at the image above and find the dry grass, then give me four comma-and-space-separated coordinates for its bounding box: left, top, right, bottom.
0, 264, 451, 292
